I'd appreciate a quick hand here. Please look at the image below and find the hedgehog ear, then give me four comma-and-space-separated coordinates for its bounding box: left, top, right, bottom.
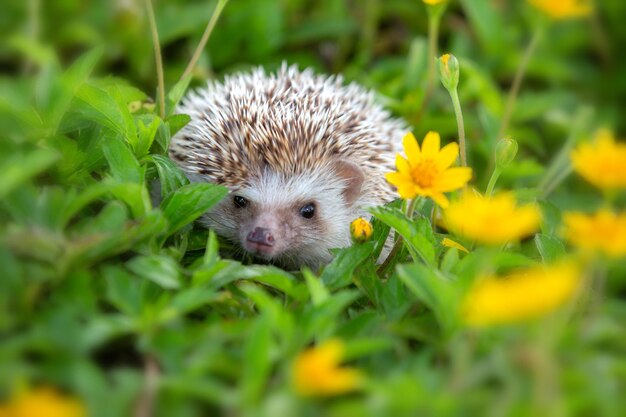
333, 160, 364, 206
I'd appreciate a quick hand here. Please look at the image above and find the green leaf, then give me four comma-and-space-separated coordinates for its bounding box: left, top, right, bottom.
161, 183, 228, 235
134, 115, 161, 159
396, 264, 460, 336
126, 254, 182, 289
535, 234, 566, 263
320, 242, 376, 290
241, 315, 272, 405
303, 268, 329, 306
369, 206, 436, 267
0, 149, 58, 198
102, 135, 142, 183
166, 75, 191, 117
143, 154, 189, 199
103, 265, 143, 317
76, 84, 137, 146
48, 47, 103, 132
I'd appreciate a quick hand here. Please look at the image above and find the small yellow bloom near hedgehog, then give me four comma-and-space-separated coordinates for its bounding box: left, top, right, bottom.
463, 262, 581, 327
350, 217, 373, 243
385, 131, 472, 208
292, 339, 363, 397
570, 129, 626, 190
444, 191, 541, 245
169, 64, 407, 269
563, 209, 626, 258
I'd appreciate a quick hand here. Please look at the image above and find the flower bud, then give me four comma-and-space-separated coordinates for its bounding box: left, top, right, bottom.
350, 218, 373, 243
495, 138, 518, 169
437, 53, 459, 92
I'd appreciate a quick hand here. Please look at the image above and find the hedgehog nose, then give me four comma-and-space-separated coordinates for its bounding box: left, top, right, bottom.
247, 227, 275, 247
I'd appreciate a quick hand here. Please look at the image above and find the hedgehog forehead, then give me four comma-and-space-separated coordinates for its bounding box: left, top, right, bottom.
237, 169, 345, 209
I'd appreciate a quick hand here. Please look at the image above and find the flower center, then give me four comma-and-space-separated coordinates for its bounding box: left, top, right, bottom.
410, 159, 438, 188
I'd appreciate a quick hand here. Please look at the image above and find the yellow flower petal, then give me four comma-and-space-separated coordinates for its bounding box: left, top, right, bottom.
402, 132, 421, 166
563, 209, 626, 258
292, 339, 363, 397
463, 262, 580, 326
1, 387, 86, 417
444, 191, 541, 245
430, 192, 450, 209
436, 142, 459, 170
385, 131, 472, 207
395, 154, 411, 175
528, 0, 591, 19
441, 237, 469, 253
435, 167, 473, 191
421, 131, 441, 160
570, 130, 626, 190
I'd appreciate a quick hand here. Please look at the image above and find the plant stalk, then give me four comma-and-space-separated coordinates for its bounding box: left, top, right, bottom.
143, 0, 166, 120
485, 167, 502, 197
415, 11, 441, 120
497, 27, 543, 140
449, 88, 467, 166
180, 0, 229, 82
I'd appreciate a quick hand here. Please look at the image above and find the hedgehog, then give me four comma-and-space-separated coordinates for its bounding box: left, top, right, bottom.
169, 64, 407, 269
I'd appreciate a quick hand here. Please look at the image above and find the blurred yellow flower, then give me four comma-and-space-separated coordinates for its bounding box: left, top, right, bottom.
442, 237, 469, 253
292, 339, 363, 397
350, 217, 373, 243
463, 263, 580, 326
423, 0, 447, 5
528, 0, 591, 19
563, 209, 626, 258
385, 132, 472, 208
0, 387, 86, 417
570, 130, 626, 190
444, 192, 541, 245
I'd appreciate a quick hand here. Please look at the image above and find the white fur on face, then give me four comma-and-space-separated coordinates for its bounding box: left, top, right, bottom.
200, 168, 367, 269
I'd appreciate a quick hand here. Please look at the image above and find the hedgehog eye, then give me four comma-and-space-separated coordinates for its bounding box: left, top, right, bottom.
300, 203, 316, 219
233, 195, 248, 208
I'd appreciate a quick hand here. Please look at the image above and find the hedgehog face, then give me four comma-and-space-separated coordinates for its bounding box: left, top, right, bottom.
200, 162, 365, 269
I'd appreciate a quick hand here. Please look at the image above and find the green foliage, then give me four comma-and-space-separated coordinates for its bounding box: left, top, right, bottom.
1, 1, 625, 417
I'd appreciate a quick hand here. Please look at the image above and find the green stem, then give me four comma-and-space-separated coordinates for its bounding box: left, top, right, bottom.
426, 13, 440, 94
497, 27, 543, 140
144, 0, 166, 120
377, 198, 420, 275
180, 0, 229, 82
485, 167, 502, 196
538, 107, 591, 197
415, 11, 441, 120
449, 88, 467, 167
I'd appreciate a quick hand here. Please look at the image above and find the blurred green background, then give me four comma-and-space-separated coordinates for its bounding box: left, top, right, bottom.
1, 1, 625, 416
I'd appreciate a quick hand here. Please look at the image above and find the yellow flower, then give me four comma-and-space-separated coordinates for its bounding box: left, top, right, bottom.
423, 0, 447, 5
570, 130, 626, 190
563, 209, 626, 258
528, 0, 591, 19
292, 339, 363, 397
350, 217, 373, 243
0, 387, 86, 417
444, 191, 541, 245
385, 132, 472, 208
441, 237, 469, 253
463, 263, 580, 327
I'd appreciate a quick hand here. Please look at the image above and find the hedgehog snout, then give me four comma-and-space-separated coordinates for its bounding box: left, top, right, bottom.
245, 227, 275, 255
